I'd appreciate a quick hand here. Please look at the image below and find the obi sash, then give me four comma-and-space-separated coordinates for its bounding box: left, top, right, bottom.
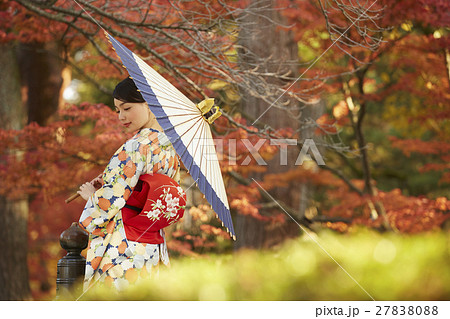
122, 174, 186, 244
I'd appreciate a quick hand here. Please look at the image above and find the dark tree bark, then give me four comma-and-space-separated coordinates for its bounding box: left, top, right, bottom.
0, 44, 31, 300
0, 42, 63, 300
18, 42, 63, 126
297, 99, 325, 219
235, 0, 304, 249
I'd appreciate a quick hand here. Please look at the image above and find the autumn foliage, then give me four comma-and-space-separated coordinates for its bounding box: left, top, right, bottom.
0, 0, 449, 300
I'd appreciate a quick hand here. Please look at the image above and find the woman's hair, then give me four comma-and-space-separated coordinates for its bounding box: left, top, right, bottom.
113, 77, 146, 103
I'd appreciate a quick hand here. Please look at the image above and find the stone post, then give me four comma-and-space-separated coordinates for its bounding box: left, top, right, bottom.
55, 222, 88, 299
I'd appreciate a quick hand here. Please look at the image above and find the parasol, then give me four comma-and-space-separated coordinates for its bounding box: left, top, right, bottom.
106, 32, 235, 240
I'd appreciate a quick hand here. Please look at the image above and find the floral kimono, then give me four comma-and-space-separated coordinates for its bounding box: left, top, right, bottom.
79, 127, 180, 291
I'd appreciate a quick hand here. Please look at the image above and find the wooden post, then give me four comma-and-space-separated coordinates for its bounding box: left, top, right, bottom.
55, 222, 88, 299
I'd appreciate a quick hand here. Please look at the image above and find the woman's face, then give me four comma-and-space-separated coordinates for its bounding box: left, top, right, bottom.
114, 98, 155, 132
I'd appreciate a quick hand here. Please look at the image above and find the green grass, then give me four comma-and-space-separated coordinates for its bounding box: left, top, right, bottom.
82, 229, 450, 300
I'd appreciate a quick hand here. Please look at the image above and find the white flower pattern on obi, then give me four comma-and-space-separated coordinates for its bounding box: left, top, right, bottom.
145, 209, 161, 221
145, 186, 185, 223
153, 199, 165, 210
166, 193, 180, 216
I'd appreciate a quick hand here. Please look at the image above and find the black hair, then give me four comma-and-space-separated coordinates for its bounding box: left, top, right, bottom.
112, 77, 145, 103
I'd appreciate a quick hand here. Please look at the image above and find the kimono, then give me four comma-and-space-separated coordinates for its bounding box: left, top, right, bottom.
79, 127, 180, 291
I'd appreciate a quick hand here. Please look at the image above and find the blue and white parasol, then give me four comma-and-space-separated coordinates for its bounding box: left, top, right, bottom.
106, 32, 235, 240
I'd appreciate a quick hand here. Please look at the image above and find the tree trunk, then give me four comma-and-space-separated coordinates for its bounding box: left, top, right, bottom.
235, 0, 303, 248
0, 41, 63, 299
0, 44, 31, 300
18, 42, 63, 126
298, 99, 325, 218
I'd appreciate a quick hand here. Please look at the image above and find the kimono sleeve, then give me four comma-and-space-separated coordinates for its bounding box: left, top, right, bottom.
79, 138, 152, 235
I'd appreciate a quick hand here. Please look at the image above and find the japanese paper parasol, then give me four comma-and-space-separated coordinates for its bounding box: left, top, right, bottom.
106, 32, 235, 240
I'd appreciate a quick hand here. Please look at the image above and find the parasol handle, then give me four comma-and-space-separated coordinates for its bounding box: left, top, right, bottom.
65, 193, 80, 204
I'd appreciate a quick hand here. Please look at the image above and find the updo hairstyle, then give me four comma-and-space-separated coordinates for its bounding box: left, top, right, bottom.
113, 77, 145, 103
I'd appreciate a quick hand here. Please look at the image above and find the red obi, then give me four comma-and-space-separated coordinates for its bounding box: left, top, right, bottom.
122, 174, 186, 244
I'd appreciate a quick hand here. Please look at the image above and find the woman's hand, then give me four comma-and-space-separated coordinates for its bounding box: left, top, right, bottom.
77, 182, 96, 201
77, 174, 103, 201
91, 175, 103, 189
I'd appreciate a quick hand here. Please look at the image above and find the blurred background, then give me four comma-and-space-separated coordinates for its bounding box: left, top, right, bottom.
0, 0, 448, 300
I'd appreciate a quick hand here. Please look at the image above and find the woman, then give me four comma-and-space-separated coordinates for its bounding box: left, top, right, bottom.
77, 77, 185, 291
